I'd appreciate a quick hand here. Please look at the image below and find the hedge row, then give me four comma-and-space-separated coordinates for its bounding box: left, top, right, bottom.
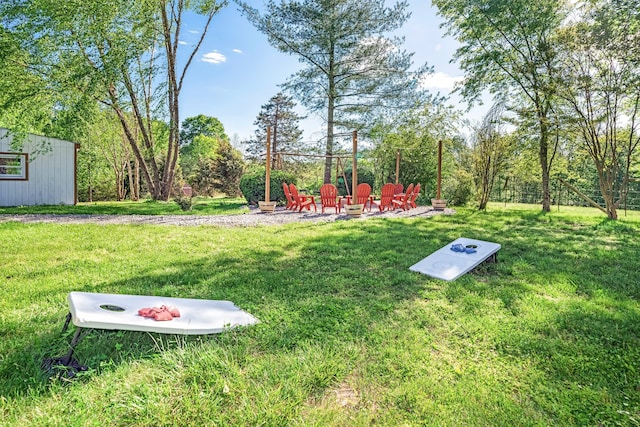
239, 168, 298, 206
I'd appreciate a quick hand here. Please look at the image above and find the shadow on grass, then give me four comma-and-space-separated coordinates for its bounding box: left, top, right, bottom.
433, 213, 640, 424
1, 210, 639, 424
1, 218, 443, 398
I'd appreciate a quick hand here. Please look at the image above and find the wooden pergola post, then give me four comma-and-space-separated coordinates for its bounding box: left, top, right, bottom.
436, 140, 442, 200
265, 126, 271, 202
352, 130, 358, 203
258, 127, 276, 212
345, 130, 363, 216
431, 139, 447, 211
395, 150, 400, 185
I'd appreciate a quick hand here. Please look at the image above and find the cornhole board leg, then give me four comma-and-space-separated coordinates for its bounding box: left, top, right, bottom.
59, 313, 88, 365
42, 313, 90, 378
409, 237, 501, 281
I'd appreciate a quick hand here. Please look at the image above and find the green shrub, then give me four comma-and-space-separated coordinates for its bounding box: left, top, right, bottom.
443, 169, 475, 206
173, 194, 193, 211
415, 192, 430, 207
239, 168, 298, 205
191, 141, 245, 197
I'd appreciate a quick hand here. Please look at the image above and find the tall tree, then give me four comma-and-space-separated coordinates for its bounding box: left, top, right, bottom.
179, 115, 228, 178
82, 109, 133, 201
471, 101, 512, 210
1, 0, 226, 201
244, 92, 305, 168
557, 1, 640, 220
238, 0, 432, 183
433, 0, 568, 212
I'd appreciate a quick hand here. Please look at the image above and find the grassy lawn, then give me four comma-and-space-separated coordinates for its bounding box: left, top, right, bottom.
0, 196, 249, 216
0, 203, 638, 426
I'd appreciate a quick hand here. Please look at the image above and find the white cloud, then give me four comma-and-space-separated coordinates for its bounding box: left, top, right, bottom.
202, 51, 227, 64
188, 30, 200, 34
232, 49, 243, 54
421, 72, 464, 91
178, 40, 187, 45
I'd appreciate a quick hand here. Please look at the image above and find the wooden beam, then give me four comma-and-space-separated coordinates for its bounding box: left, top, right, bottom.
558, 178, 607, 214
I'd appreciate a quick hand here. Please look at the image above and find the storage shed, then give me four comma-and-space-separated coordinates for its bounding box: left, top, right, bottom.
0, 128, 79, 206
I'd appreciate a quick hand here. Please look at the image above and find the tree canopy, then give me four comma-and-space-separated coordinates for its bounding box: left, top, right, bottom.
238, 0, 433, 183
244, 92, 305, 167
433, 0, 568, 212
1, 0, 227, 200
554, 0, 640, 219
180, 114, 229, 147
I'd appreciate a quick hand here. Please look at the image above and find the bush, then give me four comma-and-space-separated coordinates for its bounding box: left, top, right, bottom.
212, 140, 245, 196
415, 192, 430, 207
442, 169, 475, 206
239, 168, 298, 205
173, 194, 193, 211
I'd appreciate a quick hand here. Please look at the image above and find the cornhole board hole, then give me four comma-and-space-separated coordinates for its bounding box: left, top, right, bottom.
409, 237, 501, 281
44, 292, 259, 377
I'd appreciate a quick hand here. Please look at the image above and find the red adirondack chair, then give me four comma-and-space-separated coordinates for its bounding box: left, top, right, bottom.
408, 183, 421, 209
289, 183, 316, 212
392, 183, 414, 211
282, 182, 295, 210
344, 183, 373, 211
393, 183, 404, 196
319, 183, 341, 213
376, 183, 396, 212
357, 183, 373, 211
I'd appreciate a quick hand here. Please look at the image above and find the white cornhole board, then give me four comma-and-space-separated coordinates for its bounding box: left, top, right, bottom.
68, 292, 259, 335
409, 237, 501, 281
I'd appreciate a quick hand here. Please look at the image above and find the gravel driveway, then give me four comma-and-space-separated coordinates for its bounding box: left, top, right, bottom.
0, 205, 454, 227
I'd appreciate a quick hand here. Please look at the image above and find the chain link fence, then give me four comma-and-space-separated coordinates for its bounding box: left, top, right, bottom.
489, 178, 640, 211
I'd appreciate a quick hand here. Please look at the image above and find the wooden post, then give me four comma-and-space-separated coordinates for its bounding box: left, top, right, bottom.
436, 140, 442, 200
352, 130, 358, 203
265, 126, 271, 202
431, 139, 447, 210
395, 150, 400, 185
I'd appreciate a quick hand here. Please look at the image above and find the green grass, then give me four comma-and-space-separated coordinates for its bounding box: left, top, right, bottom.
0, 203, 639, 426
0, 196, 249, 215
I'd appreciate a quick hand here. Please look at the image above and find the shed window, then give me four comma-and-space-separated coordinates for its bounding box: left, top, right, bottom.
0, 152, 28, 180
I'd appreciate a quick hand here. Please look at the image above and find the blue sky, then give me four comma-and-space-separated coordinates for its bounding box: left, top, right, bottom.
178, 0, 485, 144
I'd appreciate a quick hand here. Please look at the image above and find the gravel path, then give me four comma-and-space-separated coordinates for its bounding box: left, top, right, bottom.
0, 205, 455, 227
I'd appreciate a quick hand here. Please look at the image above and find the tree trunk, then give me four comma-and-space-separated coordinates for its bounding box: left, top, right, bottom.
538, 117, 551, 212
126, 157, 134, 200
116, 167, 125, 201
599, 167, 619, 220
108, 84, 157, 198
126, 126, 140, 201
159, 1, 185, 201
324, 100, 334, 184
161, 51, 180, 201
324, 47, 335, 184
132, 155, 140, 200
87, 161, 93, 203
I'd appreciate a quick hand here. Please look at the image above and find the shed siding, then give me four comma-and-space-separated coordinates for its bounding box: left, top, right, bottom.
0, 129, 78, 206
